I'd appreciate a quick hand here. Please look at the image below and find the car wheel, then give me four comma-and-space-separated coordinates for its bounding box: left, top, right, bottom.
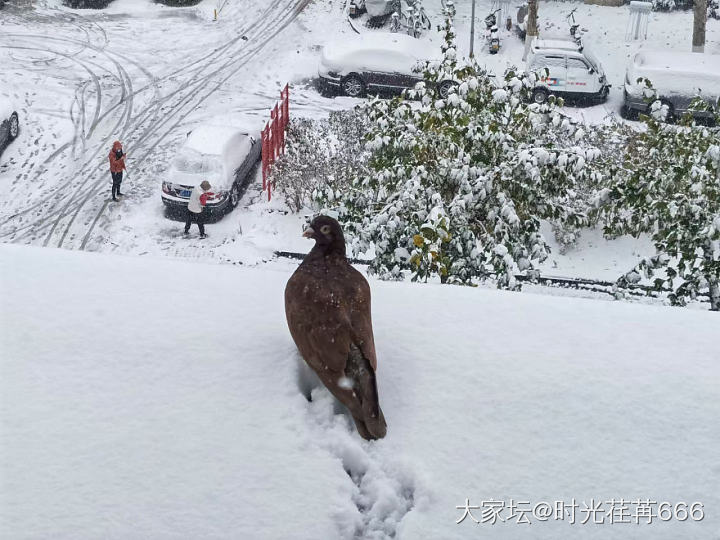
229, 182, 241, 209
532, 88, 549, 104
342, 75, 365, 98
619, 104, 638, 121
8, 113, 19, 140
438, 80, 457, 99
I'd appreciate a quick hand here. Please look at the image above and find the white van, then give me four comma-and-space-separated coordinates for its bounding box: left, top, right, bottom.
622, 50, 720, 121
526, 37, 610, 104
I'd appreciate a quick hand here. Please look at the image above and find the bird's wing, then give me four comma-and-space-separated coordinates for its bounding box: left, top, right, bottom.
285, 270, 353, 374
346, 266, 378, 371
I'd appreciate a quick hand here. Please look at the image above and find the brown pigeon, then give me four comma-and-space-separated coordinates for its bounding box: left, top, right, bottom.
285, 216, 387, 440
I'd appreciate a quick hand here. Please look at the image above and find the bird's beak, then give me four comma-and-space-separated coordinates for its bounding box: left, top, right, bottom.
302, 227, 314, 239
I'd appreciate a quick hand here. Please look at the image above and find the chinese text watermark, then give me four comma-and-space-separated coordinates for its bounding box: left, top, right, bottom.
456, 499, 705, 525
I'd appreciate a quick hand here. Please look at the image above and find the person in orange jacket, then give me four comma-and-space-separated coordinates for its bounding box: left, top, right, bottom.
108, 141, 126, 201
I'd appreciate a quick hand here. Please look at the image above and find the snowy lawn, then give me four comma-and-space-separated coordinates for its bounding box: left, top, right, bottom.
1, 244, 718, 539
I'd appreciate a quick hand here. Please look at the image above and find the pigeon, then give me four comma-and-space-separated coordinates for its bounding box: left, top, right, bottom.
285, 216, 387, 440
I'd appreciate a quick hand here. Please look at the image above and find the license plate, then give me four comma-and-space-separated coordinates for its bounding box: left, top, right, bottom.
180, 190, 191, 197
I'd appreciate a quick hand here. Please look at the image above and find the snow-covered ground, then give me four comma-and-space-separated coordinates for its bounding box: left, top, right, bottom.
1, 243, 719, 539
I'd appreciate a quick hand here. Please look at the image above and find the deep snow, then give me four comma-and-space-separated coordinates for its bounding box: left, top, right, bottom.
1, 244, 718, 539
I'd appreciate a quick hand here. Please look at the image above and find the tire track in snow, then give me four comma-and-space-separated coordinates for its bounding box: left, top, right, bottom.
2, 0, 310, 250
0, 32, 148, 239
0, 1, 279, 245
79, 0, 314, 251
0, 40, 131, 238
0, 35, 126, 225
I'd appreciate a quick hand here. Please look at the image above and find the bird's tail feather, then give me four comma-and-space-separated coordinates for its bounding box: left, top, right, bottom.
347, 345, 387, 439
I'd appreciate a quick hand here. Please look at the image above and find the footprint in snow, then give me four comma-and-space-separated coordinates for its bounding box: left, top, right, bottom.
295, 355, 417, 540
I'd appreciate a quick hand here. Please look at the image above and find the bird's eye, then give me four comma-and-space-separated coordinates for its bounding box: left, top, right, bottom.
320, 225, 331, 235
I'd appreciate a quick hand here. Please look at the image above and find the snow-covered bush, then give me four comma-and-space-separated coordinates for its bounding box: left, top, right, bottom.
270, 111, 369, 212
595, 101, 720, 311
337, 18, 601, 288
651, 0, 692, 11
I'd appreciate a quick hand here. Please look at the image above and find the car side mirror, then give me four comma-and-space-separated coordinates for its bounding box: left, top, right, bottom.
588, 68, 595, 74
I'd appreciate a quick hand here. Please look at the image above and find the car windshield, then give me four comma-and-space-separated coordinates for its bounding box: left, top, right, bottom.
583, 49, 602, 73
172, 154, 221, 175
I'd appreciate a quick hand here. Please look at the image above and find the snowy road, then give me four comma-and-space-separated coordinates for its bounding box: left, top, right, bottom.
0, 0, 314, 250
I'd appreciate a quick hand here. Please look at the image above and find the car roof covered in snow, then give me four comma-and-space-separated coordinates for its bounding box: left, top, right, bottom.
321, 33, 437, 69
531, 37, 583, 53
631, 50, 720, 77
184, 124, 253, 156
628, 50, 720, 96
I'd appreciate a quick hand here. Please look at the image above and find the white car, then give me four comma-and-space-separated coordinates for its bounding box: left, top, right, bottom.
527, 37, 610, 104
160, 124, 261, 217
318, 33, 455, 98
0, 91, 20, 156
622, 50, 720, 122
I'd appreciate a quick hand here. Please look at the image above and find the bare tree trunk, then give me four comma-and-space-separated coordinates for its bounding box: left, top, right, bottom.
523, 0, 539, 60
693, 0, 707, 52
470, 0, 476, 57
709, 276, 719, 312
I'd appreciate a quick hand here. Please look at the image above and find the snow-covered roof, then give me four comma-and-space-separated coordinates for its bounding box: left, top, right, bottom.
531, 37, 583, 53
629, 50, 720, 96
632, 50, 720, 77
185, 124, 248, 156
321, 33, 437, 74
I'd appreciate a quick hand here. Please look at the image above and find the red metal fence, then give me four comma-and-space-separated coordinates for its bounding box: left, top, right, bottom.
261, 84, 290, 202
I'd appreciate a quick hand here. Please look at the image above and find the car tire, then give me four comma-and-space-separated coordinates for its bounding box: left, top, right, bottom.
341, 75, 365, 98
229, 182, 241, 210
619, 104, 638, 121
438, 80, 457, 99
8, 112, 19, 140
532, 88, 549, 105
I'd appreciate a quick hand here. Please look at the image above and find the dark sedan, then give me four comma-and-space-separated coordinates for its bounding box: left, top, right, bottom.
318, 33, 456, 98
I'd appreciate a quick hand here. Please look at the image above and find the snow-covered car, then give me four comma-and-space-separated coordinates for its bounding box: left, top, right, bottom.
527, 37, 610, 104
622, 50, 720, 121
0, 92, 20, 156
318, 33, 455, 98
160, 124, 261, 217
